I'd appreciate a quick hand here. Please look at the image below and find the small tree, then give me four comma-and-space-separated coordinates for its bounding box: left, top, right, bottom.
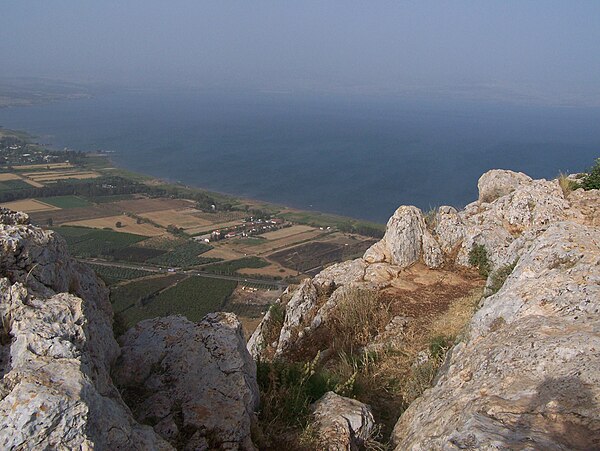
115, 221, 123, 228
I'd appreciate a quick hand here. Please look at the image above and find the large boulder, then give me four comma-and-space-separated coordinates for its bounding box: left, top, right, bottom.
0, 209, 170, 450
392, 222, 600, 450
113, 314, 260, 450
477, 169, 532, 203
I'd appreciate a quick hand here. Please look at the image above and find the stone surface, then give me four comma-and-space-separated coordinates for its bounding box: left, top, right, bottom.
310, 392, 375, 451
477, 169, 532, 203
0, 210, 170, 450
113, 314, 260, 451
392, 222, 600, 450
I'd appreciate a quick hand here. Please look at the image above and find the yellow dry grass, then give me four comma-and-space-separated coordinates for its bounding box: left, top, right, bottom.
238, 264, 296, 277
64, 215, 165, 236
1, 199, 60, 213
260, 224, 315, 240
25, 171, 100, 182
0, 173, 21, 181
202, 246, 246, 260
185, 219, 246, 235
140, 208, 213, 229
13, 162, 74, 170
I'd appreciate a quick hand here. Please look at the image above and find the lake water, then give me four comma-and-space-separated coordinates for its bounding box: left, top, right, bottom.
1, 89, 599, 223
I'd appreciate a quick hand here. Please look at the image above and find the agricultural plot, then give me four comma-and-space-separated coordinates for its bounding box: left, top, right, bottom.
145, 276, 237, 322
237, 229, 326, 255
0, 178, 38, 192
139, 208, 212, 230
109, 246, 166, 263
202, 257, 269, 275
63, 214, 165, 236
37, 195, 92, 209
23, 170, 100, 182
192, 210, 247, 223
113, 275, 237, 328
111, 274, 185, 321
269, 239, 374, 273
1, 198, 59, 213
260, 224, 315, 240
12, 162, 74, 171
111, 197, 194, 214
148, 241, 218, 267
54, 226, 149, 258
29, 204, 121, 225
86, 263, 154, 285
237, 263, 296, 278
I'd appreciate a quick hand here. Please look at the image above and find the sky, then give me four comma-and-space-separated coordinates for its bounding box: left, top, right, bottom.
2, 1, 600, 105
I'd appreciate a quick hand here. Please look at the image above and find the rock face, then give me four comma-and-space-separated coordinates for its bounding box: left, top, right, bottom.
310, 392, 375, 451
250, 170, 600, 362
113, 314, 260, 450
392, 222, 600, 450
0, 208, 170, 450
0, 208, 260, 450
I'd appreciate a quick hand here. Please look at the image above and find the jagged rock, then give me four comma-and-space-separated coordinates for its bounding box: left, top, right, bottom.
363, 240, 388, 263
275, 279, 319, 356
568, 187, 600, 226
455, 224, 514, 269
392, 222, 600, 450
313, 259, 367, 287
434, 206, 465, 254
0, 207, 29, 225
113, 314, 260, 451
0, 209, 171, 450
477, 169, 532, 203
383, 206, 428, 268
310, 392, 375, 451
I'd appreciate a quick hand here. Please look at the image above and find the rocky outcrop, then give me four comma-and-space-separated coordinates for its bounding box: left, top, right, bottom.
392, 222, 600, 450
0, 208, 260, 450
0, 208, 170, 450
310, 392, 375, 451
113, 314, 259, 450
249, 170, 600, 365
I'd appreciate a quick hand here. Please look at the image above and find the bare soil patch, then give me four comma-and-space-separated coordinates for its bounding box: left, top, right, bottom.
112, 197, 194, 214
64, 214, 165, 236
1, 198, 59, 213
140, 208, 212, 229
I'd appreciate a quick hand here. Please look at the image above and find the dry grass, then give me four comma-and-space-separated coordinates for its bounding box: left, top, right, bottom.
64, 214, 165, 236
139, 208, 212, 229
558, 172, 579, 197
24, 170, 100, 182
1, 198, 59, 213
13, 162, 74, 170
0, 173, 21, 181
261, 225, 316, 240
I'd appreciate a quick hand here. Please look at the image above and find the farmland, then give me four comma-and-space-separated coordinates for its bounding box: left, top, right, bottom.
86, 263, 154, 285
54, 226, 150, 258
112, 275, 237, 329
64, 214, 165, 236
37, 195, 92, 209
1, 128, 385, 337
202, 257, 269, 275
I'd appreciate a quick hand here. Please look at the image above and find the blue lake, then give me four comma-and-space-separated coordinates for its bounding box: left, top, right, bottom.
1, 89, 599, 223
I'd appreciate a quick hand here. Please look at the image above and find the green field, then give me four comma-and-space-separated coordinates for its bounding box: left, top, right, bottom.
202, 256, 269, 275
54, 226, 149, 258
85, 194, 136, 203
37, 195, 92, 208
148, 240, 218, 267
86, 263, 154, 286
112, 275, 237, 328
111, 273, 185, 317
0, 179, 32, 192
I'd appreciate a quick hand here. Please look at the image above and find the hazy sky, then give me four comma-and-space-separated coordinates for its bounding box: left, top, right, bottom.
3, 1, 600, 104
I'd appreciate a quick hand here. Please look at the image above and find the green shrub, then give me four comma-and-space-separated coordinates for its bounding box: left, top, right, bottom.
581, 158, 600, 190
488, 260, 518, 295
429, 335, 452, 360
468, 244, 491, 277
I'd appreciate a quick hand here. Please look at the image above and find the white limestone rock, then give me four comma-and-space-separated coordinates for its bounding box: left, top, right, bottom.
477, 169, 532, 203
114, 314, 260, 450
392, 222, 600, 450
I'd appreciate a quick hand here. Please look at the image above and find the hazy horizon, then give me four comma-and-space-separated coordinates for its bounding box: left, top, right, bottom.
3, 1, 600, 106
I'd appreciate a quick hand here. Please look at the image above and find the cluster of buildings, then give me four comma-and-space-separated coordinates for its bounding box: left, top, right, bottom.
195, 217, 287, 243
